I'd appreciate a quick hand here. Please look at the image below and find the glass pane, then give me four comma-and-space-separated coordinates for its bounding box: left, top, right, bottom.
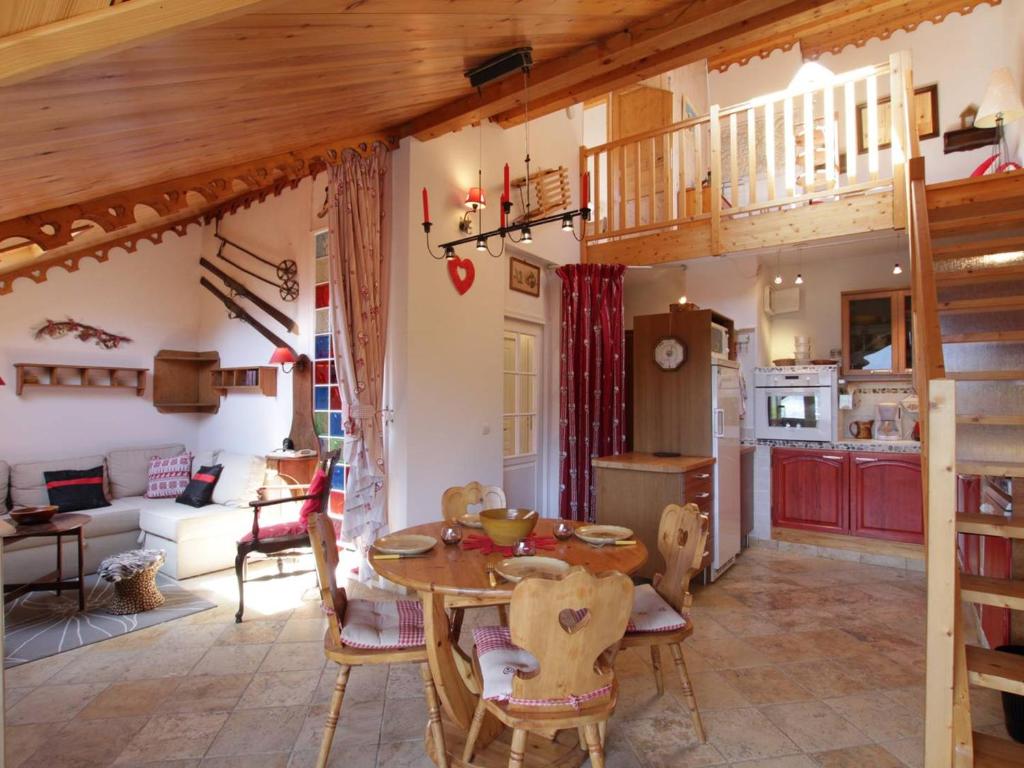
519, 374, 534, 414
520, 415, 535, 454
520, 334, 535, 373
848, 297, 893, 371
503, 417, 516, 457
503, 373, 516, 414
904, 294, 913, 371
315, 258, 329, 284
766, 394, 820, 428
503, 334, 517, 371
315, 308, 330, 334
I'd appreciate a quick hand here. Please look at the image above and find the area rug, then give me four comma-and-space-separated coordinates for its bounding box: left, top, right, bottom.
4, 572, 216, 668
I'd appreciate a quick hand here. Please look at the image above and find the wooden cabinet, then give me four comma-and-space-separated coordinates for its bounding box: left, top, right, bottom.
841, 288, 912, 377
771, 448, 849, 534
773, 447, 923, 543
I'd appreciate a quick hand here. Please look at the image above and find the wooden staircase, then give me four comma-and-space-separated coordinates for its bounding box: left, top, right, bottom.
919, 168, 1024, 766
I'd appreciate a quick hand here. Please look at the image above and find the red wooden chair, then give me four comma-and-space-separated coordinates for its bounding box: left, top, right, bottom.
234, 451, 340, 623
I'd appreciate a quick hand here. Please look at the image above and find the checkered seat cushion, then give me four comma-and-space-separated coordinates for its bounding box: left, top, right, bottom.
340, 599, 425, 650
626, 584, 688, 634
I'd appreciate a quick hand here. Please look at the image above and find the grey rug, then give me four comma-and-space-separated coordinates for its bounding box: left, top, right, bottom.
4, 572, 216, 668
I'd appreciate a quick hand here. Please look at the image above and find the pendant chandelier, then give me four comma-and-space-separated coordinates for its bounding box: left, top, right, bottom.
421, 57, 591, 261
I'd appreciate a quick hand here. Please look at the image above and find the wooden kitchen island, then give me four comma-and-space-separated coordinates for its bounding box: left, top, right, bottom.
592, 452, 715, 579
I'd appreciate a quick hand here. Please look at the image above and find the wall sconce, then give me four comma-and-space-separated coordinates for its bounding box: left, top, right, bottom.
269, 346, 300, 373
458, 187, 486, 234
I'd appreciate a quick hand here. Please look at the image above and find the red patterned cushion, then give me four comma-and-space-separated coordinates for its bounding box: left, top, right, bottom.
239, 521, 306, 543
340, 599, 425, 649
625, 584, 688, 634
145, 453, 192, 499
298, 467, 328, 526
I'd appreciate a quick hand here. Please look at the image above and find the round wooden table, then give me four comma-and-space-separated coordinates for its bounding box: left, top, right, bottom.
371, 519, 648, 768
0, 513, 90, 610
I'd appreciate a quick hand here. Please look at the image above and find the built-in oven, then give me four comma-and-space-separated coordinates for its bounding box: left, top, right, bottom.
754, 366, 838, 442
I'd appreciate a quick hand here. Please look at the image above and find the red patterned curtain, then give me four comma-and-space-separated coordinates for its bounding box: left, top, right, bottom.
556, 263, 627, 522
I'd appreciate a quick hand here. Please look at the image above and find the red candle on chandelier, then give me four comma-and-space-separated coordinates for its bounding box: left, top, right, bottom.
500, 193, 507, 229
503, 163, 510, 201
421, 187, 430, 223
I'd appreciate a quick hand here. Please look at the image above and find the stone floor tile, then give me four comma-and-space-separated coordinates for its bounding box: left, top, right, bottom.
217, 621, 287, 646
201, 754, 290, 768
206, 705, 307, 757
4, 653, 76, 688
808, 743, 904, 767
879, 737, 924, 768
259, 642, 325, 673
380, 696, 431, 742
685, 669, 749, 711
728, 757, 817, 768
21, 714, 148, 767
620, 708, 726, 767
161, 623, 228, 648
115, 712, 230, 764
775, 659, 876, 699
4, 724, 52, 768
6, 682, 109, 724
51, 649, 141, 684
822, 690, 924, 743
760, 701, 871, 753
278, 619, 326, 644
119, 645, 208, 680
703, 707, 799, 763
287, 746, 376, 768
717, 667, 814, 705
314, 664, 388, 705
237, 670, 321, 710
375, 739, 437, 768
78, 678, 170, 719
686, 636, 774, 670
4, 687, 32, 710
386, 662, 426, 700
192, 644, 272, 676
160, 674, 253, 714
293, 699, 384, 752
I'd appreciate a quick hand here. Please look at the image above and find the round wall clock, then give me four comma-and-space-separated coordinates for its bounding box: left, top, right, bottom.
654, 336, 687, 371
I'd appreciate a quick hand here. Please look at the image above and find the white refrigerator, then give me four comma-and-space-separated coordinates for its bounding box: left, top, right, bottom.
711, 360, 741, 580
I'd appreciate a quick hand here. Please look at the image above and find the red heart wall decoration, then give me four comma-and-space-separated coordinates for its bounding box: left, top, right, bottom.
447, 255, 475, 295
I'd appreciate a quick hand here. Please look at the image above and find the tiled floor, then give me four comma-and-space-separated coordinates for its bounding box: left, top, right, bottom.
2, 545, 1003, 767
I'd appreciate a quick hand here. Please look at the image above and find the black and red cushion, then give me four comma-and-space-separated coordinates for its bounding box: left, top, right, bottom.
175, 464, 223, 508
44, 466, 110, 513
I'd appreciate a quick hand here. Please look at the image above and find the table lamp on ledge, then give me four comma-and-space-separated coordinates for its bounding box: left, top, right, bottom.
976, 67, 1024, 172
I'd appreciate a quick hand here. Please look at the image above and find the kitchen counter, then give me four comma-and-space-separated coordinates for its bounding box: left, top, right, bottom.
756, 438, 921, 454
592, 452, 715, 473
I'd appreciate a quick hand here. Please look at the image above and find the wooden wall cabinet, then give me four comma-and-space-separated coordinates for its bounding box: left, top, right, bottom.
153, 350, 220, 414
841, 288, 912, 378
772, 447, 923, 544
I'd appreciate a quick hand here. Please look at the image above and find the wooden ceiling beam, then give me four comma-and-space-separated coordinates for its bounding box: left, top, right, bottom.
0, 0, 285, 88
398, 0, 813, 141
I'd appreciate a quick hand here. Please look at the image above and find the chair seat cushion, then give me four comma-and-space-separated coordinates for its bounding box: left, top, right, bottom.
239, 520, 306, 543
626, 584, 688, 634
340, 599, 425, 650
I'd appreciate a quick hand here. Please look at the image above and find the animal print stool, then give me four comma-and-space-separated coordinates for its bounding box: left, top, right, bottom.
98, 549, 166, 615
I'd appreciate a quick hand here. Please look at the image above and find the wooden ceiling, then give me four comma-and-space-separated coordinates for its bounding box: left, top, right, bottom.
0, 0, 999, 293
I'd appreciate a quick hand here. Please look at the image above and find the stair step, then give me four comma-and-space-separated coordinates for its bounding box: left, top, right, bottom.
949, 370, 1024, 381
956, 513, 1024, 538
931, 209, 1024, 237
962, 575, 1024, 610
958, 460, 1024, 477
944, 331, 1024, 344
958, 415, 1024, 426
928, 170, 1024, 222
967, 645, 1024, 695
975, 731, 1024, 767
939, 296, 1024, 314
934, 236, 1024, 261
935, 263, 1024, 285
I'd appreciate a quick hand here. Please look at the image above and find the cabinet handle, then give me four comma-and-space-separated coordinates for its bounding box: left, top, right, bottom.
821, 455, 844, 460
694, 473, 711, 479
855, 457, 878, 463
692, 492, 711, 499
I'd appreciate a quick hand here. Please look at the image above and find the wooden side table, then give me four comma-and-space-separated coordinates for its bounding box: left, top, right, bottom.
266, 454, 319, 487
0, 513, 89, 610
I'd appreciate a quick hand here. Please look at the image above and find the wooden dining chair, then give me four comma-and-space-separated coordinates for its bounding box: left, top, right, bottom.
442, 481, 508, 640
307, 510, 449, 768
619, 503, 710, 742
463, 567, 634, 768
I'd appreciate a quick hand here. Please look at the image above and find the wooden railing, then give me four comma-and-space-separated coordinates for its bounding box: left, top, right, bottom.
581, 54, 913, 253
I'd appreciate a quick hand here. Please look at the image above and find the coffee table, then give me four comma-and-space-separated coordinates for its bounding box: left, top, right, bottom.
0, 513, 89, 610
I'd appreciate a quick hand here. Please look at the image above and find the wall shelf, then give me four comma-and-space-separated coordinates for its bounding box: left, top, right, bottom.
211, 366, 277, 397
153, 350, 220, 414
14, 363, 147, 396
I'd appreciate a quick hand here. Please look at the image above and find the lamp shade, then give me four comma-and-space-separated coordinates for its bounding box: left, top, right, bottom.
976, 67, 1024, 128
464, 187, 486, 209
269, 347, 298, 366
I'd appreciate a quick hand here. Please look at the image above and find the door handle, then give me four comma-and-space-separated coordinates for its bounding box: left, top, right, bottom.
714, 408, 725, 437
855, 457, 878, 463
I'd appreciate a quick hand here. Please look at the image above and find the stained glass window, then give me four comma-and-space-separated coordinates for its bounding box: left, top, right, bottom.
314, 230, 346, 513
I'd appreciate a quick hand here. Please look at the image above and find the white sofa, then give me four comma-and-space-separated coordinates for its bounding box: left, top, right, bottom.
1, 445, 272, 581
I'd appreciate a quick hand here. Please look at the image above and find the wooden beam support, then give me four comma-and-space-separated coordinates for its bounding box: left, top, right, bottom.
0, 0, 283, 88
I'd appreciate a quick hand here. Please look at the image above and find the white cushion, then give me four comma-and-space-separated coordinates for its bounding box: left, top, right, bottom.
626, 584, 688, 634
472, 626, 539, 702
0, 460, 9, 514
340, 599, 425, 650
136, 497, 251, 543
10, 455, 107, 508
211, 452, 266, 508
107, 444, 186, 498
4, 499, 141, 553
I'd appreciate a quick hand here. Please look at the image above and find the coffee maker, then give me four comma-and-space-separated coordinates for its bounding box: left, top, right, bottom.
875, 402, 902, 441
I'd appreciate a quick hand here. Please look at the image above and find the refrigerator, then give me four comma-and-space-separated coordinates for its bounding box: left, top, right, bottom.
711, 360, 741, 580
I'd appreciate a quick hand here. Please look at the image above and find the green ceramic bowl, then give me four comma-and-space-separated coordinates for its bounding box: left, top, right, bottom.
479, 508, 539, 546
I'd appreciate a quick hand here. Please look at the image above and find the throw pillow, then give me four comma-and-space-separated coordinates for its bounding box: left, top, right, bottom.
44, 466, 111, 513
176, 464, 223, 508
146, 453, 193, 499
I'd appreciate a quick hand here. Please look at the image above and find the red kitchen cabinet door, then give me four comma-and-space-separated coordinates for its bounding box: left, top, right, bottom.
772, 448, 849, 533
849, 452, 923, 543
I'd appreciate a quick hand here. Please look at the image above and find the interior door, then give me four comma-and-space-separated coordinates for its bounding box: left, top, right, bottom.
612, 85, 673, 226
503, 320, 543, 511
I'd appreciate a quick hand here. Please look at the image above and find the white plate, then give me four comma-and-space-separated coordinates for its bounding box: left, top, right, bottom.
458, 513, 483, 528
574, 525, 633, 546
372, 534, 437, 555
494, 556, 570, 583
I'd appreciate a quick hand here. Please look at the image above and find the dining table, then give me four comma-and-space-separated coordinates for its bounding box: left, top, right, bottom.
370, 518, 648, 768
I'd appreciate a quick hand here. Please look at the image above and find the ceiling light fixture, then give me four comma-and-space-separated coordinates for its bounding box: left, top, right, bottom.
794, 273, 804, 285
892, 263, 903, 275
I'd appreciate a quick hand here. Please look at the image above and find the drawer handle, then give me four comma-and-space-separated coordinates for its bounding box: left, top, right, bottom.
822, 455, 844, 460
855, 457, 878, 463
694, 473, 711, 479
692, 492, 711, 499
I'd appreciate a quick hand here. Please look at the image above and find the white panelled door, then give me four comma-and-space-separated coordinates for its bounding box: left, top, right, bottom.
502, 320, 543, 511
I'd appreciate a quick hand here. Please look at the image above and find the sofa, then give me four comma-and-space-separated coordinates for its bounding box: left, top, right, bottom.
0, 445, 278, 581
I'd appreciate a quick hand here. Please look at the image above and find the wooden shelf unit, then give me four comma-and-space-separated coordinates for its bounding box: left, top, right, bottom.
153, 350, 220, 414
14, 363, 147, 396
211, 366, 277, 397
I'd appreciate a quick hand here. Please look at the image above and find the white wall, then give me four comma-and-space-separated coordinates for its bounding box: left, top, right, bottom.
709, 2, 1021, 181
623, 268, 687, 330
0, 233, 202, 464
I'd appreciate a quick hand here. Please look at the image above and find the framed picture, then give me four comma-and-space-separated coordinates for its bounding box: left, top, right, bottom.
856, 83, 939, 155
509, 256, 541, 297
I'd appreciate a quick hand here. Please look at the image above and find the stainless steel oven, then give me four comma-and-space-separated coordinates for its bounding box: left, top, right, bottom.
754, 366, 838, 442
